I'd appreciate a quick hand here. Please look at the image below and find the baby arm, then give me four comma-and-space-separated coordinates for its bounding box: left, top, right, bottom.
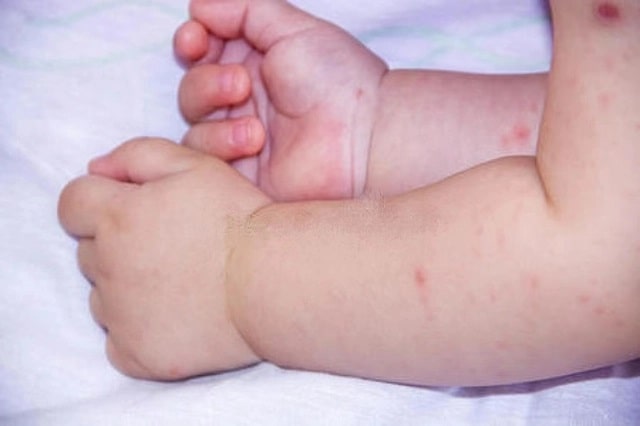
224, 0, 640, 386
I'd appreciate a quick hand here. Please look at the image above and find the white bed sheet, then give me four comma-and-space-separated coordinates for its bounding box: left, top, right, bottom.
1, 0, 638, 424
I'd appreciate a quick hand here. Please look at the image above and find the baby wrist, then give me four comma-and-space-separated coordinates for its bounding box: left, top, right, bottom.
223, 204, 271, 363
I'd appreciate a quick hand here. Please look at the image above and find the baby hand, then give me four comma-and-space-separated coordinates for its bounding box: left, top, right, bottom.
58, 139, 270, 380
174, 0, 388, 201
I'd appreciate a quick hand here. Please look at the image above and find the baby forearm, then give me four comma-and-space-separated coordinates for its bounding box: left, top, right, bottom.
228, 156, 637, 386
366, 70, 547, 196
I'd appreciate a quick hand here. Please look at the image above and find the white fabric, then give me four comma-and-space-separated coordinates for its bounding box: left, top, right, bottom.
1, 0, 638, 424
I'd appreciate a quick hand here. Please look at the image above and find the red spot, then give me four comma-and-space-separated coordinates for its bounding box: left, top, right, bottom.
496, 229, 506, 250
414, 267, 434, 320
578, 294, 592, 304
500, 123, 531, 152
596, 2, 621, 21
598, 92, 612, 108
513, 124, 531, 140
528, 275, 540, 291
614, 318, 626, 328
495, 340, 511, 352
167, 365, 183, 379
594, 305, 607, 316
489, 289, 498, 304
413, 267, 429, 304
415, 267, 426, 287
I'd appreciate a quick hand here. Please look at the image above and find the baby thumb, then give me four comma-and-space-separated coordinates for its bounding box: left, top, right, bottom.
89, 137, 200, 184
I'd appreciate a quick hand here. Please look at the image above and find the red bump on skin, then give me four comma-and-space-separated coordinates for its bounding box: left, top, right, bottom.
578, 293, 592, 304
495, 340, 511, 352
614, 318, 626, 328
496, 229, 506, 250
500, 123, 531, 151
513, 124, 531, 140
598, 92, 613, 108
596, 2, 621, 22
414, 267, 428, 300
414, 267, 435, 320
528, 275, 540, 291
594, 305, 607, 316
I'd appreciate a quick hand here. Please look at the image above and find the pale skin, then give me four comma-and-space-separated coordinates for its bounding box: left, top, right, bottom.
58, 0, 640, 385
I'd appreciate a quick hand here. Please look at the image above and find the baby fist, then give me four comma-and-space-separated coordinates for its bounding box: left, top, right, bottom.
59, 138, 270, 380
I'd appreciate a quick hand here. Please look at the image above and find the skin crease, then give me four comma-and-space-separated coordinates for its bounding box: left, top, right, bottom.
58, 0, 640, 385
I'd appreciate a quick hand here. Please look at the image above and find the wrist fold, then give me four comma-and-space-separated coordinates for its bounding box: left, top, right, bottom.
223, 202, 273, 363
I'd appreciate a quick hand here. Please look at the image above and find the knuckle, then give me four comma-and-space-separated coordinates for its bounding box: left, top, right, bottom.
117, 137, 176, 160
118, 137, 155, 157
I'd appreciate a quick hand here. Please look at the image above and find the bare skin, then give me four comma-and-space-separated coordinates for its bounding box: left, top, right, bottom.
58, 0, 640, 385
173, 0, 546, 200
